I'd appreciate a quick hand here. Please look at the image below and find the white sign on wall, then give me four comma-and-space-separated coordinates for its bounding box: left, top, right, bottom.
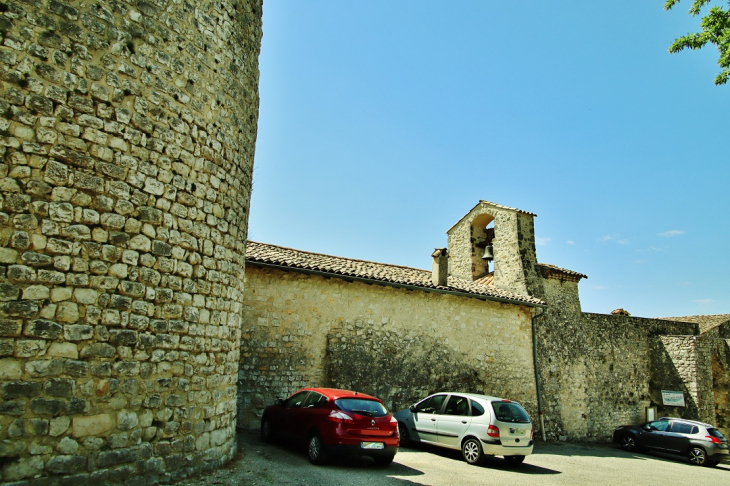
661, 390, 686, 407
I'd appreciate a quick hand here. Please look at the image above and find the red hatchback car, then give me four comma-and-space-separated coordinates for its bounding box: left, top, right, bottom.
260, 387, 400, 465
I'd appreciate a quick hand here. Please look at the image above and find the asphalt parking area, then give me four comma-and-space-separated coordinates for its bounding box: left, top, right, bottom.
176, 430, 729, 486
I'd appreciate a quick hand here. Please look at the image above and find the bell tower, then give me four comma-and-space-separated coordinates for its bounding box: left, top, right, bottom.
446, 201, 541, 297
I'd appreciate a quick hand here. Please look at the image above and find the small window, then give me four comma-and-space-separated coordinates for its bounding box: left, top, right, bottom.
414, 394, 447, 414
442, 395, 469, 416
470, 400, 485, 417
284, 391, 309, 408
648, 420, 670, 432
669, 422, 693, 434
301, 392, 327, 408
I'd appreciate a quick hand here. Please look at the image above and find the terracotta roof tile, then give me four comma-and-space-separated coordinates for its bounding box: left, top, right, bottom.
474, 273, 494, 286
537, 263, 587, 281
246, 241, 545, 306
478, 200, 537, 217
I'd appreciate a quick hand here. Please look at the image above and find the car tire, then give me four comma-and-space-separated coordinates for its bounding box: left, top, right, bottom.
374, 454, 395, 467
260, 418, 273, 443
619, 434, 637, 452
688, 446, 708, 466
398, 422, 411, 447
504, 455, 525, 466
462, 438, 484, 465
308, 434, 329, 465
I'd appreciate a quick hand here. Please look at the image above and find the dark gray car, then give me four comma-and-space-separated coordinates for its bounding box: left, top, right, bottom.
613, 417, 728, 466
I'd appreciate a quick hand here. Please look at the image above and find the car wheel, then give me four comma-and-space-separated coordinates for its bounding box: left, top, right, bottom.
398, 422, 411, 447
462, 438, 484, 465
308, 434, 329, 465
374, 454, 395, 466
620, 435, 637, 452
688, 447, 707, 466
504, 455, 525, 466
260, 418, 273, 443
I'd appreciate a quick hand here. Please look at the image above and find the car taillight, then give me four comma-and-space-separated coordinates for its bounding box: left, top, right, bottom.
705, 436, 722, 444
487, 425, 500, 438
390, 416, 398, 427
530, 427, 534, 439
327, 411, 354, 424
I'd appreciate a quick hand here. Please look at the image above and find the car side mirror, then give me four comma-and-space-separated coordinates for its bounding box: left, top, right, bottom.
275, 398, 284, 406
409, 405, 416, 413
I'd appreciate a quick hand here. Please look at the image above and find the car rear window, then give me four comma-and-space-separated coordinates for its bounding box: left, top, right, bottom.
491, 401, 530, 423
708, 428, 726, 440
335, 398, 389, 417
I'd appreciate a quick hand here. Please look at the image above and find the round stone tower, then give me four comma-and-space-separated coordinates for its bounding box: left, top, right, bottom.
0, 0, 262, 483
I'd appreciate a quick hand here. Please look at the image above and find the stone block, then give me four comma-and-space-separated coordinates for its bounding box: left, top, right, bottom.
0, 319, 22, 336
30, 398, 69, 416
15, 339, 47, 358
72, 413, 113, 438
45, 455, 87, 475
49, 416, 71, 437
0, 358, 22, 379
0, 247, 19, 264
1, 381, 43, 399
0, 283, 21, 301
50, 287, 73, 302
24, 319, 62, 339
80, 343, 116, 358
26, 359, 64, 377
117, 411, 139, 431
56, 436, 80, 455
48, 342, 78, 358
1, 455, 44, 481
44, 378, 75, 397
109, 330, 138, 347
56, 302, 80, 323
64, 325, 94, 341
0, 338, 12, 356
1, 299, 40, 318
22, 284, 51, 300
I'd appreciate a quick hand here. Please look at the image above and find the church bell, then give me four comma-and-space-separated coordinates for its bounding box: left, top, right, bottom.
481, 245, 494, 261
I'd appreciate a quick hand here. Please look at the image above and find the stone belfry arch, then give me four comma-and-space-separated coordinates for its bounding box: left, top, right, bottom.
446, 200, 541, 297
0, 0, 262, 482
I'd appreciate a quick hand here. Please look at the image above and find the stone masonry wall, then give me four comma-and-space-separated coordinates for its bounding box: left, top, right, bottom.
535, 305, 698, 441
0, 0, 262, 483
660, 336, 710, 423
711, 339, 730, 437
238, 265, 539, 429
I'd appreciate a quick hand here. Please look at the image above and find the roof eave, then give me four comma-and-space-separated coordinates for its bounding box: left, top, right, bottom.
246, 260, 546, 308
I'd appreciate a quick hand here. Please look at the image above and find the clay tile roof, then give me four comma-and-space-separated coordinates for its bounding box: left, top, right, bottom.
536, 263, 587, 282
447, 200, 536, 234
657, 314, 730, 334
478, 200, 537, 217
474, 273, 494, 286
246, 241, 545, 306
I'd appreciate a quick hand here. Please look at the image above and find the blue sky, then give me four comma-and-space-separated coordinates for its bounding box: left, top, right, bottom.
248, 1, 730, 318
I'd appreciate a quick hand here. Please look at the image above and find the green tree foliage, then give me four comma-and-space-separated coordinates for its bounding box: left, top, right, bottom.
664, 0, 730, 84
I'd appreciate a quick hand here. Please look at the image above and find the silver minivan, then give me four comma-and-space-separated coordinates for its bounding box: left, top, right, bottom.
394, 392, 533, 465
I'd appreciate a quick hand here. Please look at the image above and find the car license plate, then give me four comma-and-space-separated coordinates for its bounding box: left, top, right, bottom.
510, 428, 526, 435
361, 442, 384, 450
